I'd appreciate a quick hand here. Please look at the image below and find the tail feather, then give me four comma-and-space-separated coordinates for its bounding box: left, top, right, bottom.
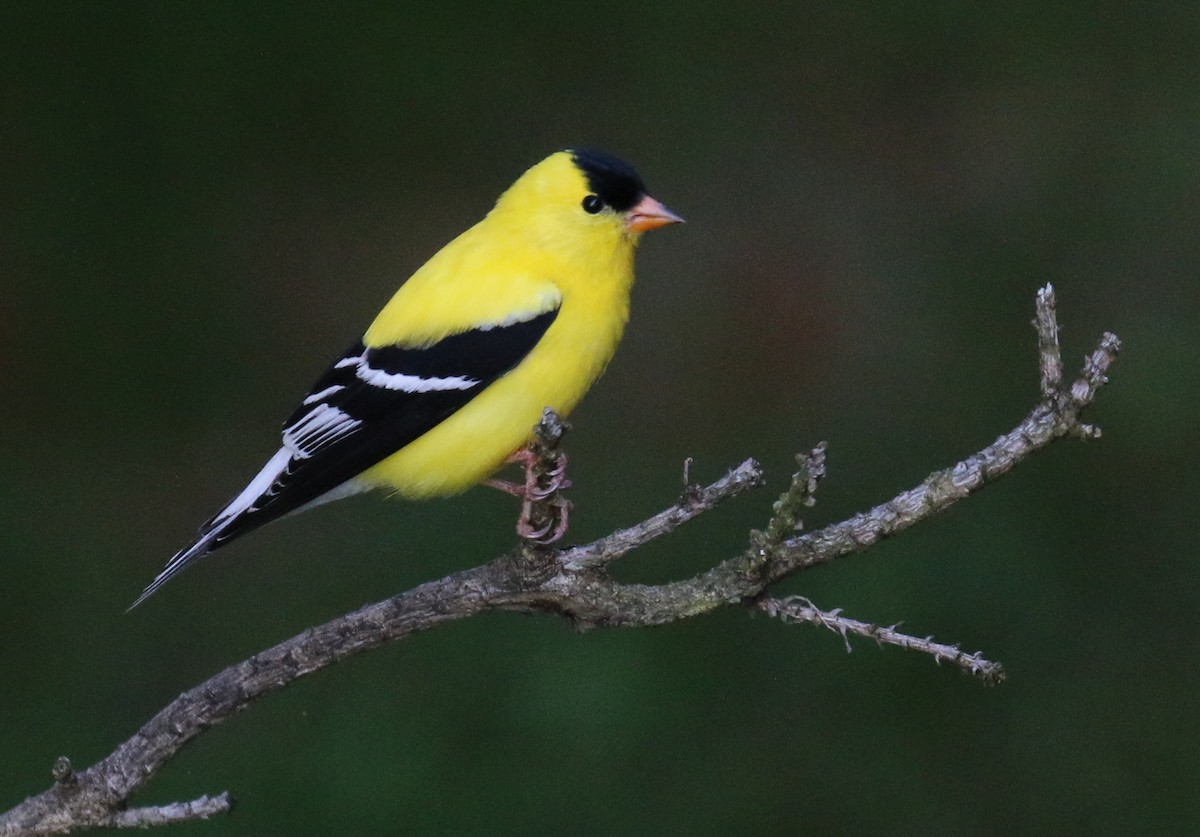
128, 441, 377, 610
128, 448, 295, 611
127, 525, 227, 611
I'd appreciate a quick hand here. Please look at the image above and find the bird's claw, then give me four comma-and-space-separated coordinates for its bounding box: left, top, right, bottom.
517, 507, 554, 541
530, 476, 571, 502
503, 447, 572, 545
517, 497, 571, 544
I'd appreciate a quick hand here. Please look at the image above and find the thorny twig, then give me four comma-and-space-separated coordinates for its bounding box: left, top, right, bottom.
758, 596, 1007, 686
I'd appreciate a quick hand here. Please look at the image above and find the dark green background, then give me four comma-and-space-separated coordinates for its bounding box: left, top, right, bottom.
3, 3, 1197, 835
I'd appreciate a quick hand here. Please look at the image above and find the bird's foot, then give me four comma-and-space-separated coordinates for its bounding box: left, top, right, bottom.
512, 446, 572, 544
487, 419, 573, 544
516, 493, 571, 543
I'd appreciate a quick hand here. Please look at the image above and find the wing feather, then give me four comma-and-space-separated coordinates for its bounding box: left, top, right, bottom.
132, 304, 561, 607
216, 306, 559, 540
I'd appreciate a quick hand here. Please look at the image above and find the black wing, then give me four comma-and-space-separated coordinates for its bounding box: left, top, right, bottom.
129, 307, 560, 609
212, 307, 560, 542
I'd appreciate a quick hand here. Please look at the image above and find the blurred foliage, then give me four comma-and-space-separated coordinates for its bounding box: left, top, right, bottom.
3, 2, 1199, 834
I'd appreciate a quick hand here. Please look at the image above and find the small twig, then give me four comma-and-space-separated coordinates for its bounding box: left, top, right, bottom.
1035, 284, 1063, 398
107, 794, 232, 830
558, 458, 766, 570
758, 596, 1007, 685
1072, 332, 1121, 407
1069, 332, 1121, 439
753, 443, 828, 548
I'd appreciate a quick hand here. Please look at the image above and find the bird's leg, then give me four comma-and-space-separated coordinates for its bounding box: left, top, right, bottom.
482, 477, 526, 497
483, 448, 543, 497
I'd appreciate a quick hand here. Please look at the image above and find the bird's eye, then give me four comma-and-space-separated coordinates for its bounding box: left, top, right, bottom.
581, 194, 605, 214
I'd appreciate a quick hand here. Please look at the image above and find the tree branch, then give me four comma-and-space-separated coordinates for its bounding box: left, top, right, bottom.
0, 285, 1120, 835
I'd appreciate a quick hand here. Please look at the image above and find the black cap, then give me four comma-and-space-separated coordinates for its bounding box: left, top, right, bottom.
568, 148, 646, 212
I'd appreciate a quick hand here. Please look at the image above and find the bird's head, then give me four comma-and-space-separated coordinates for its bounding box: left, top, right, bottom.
488, 148, 683, 261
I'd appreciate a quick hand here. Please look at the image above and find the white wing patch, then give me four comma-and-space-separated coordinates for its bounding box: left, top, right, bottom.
302, 384, 345, 405
283, 403, 363, 458
354, 363, 479, 393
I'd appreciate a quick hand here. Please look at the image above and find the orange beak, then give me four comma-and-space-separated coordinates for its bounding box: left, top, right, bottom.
624, 194, 685, 233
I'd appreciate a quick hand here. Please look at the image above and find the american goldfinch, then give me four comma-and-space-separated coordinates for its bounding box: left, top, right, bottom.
131, 148, 682, 608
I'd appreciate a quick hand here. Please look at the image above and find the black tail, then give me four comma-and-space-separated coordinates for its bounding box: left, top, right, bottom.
126, 525, 225, 611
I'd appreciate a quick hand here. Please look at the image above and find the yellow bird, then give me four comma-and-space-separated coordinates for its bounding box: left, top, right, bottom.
131, 149, 682, 608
